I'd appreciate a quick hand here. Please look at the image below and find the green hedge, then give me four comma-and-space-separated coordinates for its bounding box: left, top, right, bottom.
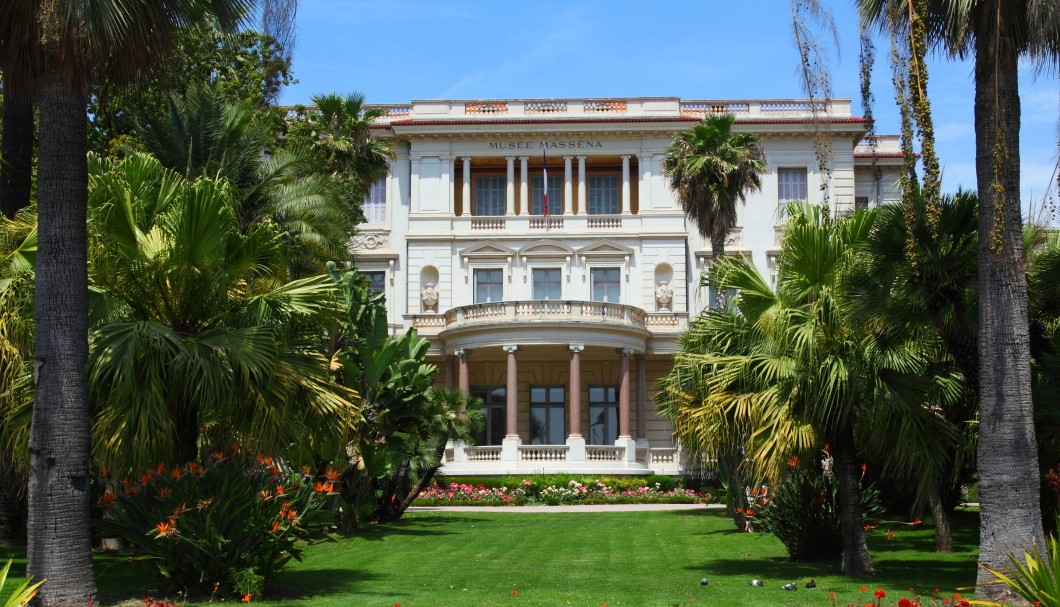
434, 474, 687, 493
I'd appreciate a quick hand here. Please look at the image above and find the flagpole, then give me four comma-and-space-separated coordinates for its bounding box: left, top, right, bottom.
542, 149, 549, 230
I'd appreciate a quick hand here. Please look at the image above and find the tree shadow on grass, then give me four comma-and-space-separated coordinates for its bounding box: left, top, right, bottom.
267, 567, 390, 599
683, 556, 974, 590
348, 514, 486, 541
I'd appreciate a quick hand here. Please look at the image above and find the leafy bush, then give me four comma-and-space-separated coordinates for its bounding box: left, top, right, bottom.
977, 534, 1060, 607
96, 447, 337, 598
757, 456, 883, 561
435, 474, 690, 495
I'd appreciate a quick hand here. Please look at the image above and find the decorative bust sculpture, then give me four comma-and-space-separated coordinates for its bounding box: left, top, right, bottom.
421, 282, 439, 313
655, 280, 674, 311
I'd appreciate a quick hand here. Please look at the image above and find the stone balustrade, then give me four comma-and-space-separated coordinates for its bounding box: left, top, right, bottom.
520, 445, 569, 462
410, 301, 686, 336
585, 446, 623, 462
465, 446, 502, 462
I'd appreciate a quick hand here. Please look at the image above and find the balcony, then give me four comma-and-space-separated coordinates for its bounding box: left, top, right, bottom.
409, 300, 686, 351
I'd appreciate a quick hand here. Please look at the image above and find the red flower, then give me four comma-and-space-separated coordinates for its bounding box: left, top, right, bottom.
899, 599, 913, 607
241, 593, 251, 603
865, 524, 876, 531
510, 590, 518, 595
324, 466, 341, 482
860, 586, 868, 592
875, 589, 886, 599
154, 520, 178, 538
140, 473, 153, 485
911, 518, 923, 525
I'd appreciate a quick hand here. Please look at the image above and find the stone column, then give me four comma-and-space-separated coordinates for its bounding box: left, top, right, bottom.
462, 157, 471, 216
616, 348, 636, 462
501, 345, 521, 462
506, 156, 516, 216
637, 153, 651, 212
621, 155, 631, 215
445, 156, 455, 215
457, 349, 470, 394
445, 355, 456, 390
635, 354, 648, 449
577, 156, 587, 215
566, 344, 586, 462
519, 156, 529, 215
563, 156, 573, 216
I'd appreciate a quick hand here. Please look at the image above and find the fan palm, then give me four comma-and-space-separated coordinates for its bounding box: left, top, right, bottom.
85, 153, 358, 474
0, 2, 252, 602
137, 85, 353, 275
846, 191, 980, 551
859, 0, 1059, 592
308, 92, 395, 202
660, 203, 957, 574
663, 113, 766, 258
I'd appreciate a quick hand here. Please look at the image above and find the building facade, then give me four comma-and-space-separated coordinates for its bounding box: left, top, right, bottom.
350, 97, 901, 476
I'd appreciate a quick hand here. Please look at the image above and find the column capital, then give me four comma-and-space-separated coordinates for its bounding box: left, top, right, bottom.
502, 345, 519, 354
635, 353, 647, 361
519, 155, 530, 161
454, 348, 471, 358
568, 344, 584, 353
616, 347, 634, 357
563, 155, 573, 160
620, 154, 631, 159
505, 156, 516, 161
577, 155, 588, 160
462, 156, 473, 163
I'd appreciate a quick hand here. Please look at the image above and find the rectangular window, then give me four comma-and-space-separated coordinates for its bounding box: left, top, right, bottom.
590, 267, 621, 303
532, 268, 562, 300
474, 176, 506, 216
470, 386, 506, 446
530, 385, 565, 445
587, 175, 619, 215
855, 196, 869, 211
588, 385, 618, 445
364, 271, 386, 294
777, 168, 808, 221
531, 175, 563, 215
473, 268, 504, 303
363, 176, 386, 224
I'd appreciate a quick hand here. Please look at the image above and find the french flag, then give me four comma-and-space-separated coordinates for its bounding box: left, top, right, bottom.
542, 150, 549, 217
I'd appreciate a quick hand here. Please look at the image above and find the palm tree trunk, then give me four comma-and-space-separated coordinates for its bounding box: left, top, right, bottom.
26, 71, 96, 607
0, 88, 35, 219
973, 29, 1046, 601
833, 430, 872, 574
928, 484, 953, 552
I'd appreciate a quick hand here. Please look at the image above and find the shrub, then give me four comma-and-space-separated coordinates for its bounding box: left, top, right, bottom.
96, 447, 337, 598
757, 454, 883, 561
414, 479, 709, 507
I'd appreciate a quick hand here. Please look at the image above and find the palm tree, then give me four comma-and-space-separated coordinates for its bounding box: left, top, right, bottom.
660, 203, 955, 574
86, 153, 358, 473
307, 92, 395, 204
859, 1, 1059, 594
0, 3, 252, 603
136, 85, 353, 274
846, 191, 980, 551
663, 113, 766, 258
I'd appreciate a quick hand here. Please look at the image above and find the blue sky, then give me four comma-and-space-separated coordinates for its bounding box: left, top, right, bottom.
281, 1, 1059, 218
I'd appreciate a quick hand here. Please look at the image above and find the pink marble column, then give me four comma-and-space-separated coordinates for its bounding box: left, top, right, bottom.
618, 348, 631, 439
568, 345, 584, 437
457, 349, 470, 394
503, 345, 519, 437
635, 354, 647, 439
445, 355, 456, 390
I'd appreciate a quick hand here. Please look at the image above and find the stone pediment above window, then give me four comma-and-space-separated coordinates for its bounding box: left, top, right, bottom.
578, 240, 634, 258
518, 240, 576, 259
460, 241, 516, 261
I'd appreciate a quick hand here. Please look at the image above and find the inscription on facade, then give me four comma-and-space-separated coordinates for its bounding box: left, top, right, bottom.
487, 140, 604, 150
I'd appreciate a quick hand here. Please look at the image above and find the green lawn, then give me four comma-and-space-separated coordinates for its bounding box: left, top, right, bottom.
4, 508, 980, 607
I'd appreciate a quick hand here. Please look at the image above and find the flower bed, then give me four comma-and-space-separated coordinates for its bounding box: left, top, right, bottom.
413, 478, 711, 506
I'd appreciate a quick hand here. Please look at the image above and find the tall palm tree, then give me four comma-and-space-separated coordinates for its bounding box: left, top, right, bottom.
86, 153, 358, 473
663, 113, 766, 258
136, 85, 353, 274
307, 92, 395, 203
0, 3, 252, 604
859, 1, 1059, 594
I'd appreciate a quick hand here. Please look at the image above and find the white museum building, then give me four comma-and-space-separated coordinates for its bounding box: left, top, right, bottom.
348, 96, 902, 476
